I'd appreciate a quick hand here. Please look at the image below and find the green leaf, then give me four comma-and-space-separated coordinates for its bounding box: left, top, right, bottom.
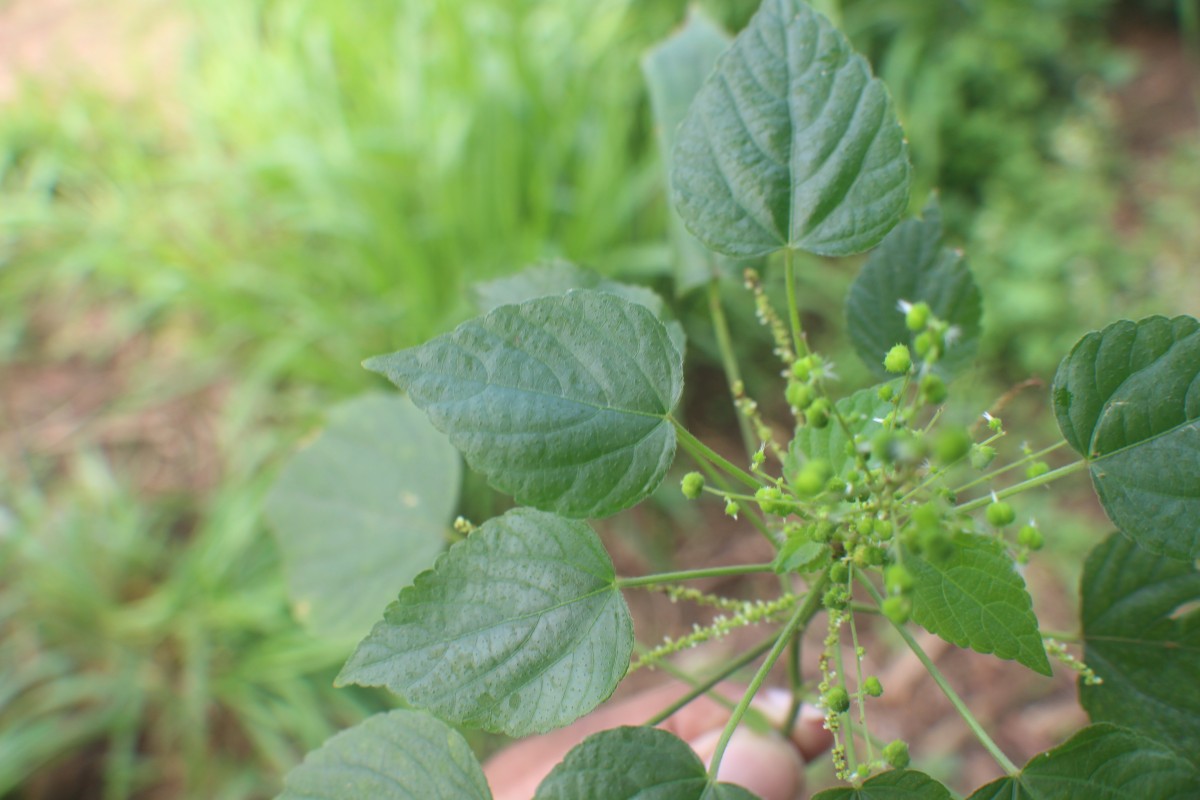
1052, 315, 1200, 560
903, 533, 1051, 675
278, 709, 491, 800
471, 261, 686, 358
811, 769, 951, 799
789, 382, 897, 477
337, 508, 633, 737
1080, 531, 1200, 766
846, 200, 981, 377
533, 726, 758, 800
366, 290, 684, 519
966, 724, 1199, 799
643, 8, 742, 294
670, 0, 910, 258
264, 394, 460, 641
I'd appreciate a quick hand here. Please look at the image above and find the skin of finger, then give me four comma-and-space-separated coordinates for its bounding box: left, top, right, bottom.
689, 727, 806, 800
483, 682, 831, 799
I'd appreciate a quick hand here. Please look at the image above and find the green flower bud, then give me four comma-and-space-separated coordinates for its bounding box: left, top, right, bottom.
791, 356, 819, 381
1018, 524, 1044, 550
877, 383, 896, 402
829, 561, 850, 584
1025, 461, 1049, 479
807, 398, 831, 429
933, 426, 973, 465
918, 526, 955, 562
786, 381, 815, 410
681, 471, 705, 500
986, 500, 1016, 527
755, 486, 791, 517
920, 372, 947, 405
812, 520, 836, 543
884, 564, 914, 594
724, 499, 740, 518
905, 302, 932, 332
792, 459, 833, 497
883, 739, 910, 769
969, 444, 997, 470
882, 595, 912, 625
824, 686, 851, 714
864, 676, 883, 697
884, 344, 913, 374
913, 331, 935, 358
824, 585, 850, 610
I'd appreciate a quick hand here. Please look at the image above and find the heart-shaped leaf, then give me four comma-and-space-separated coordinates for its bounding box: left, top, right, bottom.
967, 724, 1198, 799
1080, 532, 1200, 766
812, 769, 951, 799
903, 533, 1051, 675
671, 0, 910, 258
264, 393, 460, 641
1052, 315, 1200, 560
337, 508, 633, 737
278, 710, 491, 800
846, 200, 981, 378
534, 726, 758, 800
366, 290, 684, 519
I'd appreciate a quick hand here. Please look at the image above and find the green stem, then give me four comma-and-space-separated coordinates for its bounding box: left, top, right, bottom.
673, 420, 761, 490
643, 634, 779, 727
848, 577, 873, 765
680, 438, 773, 540
949, 441, 1070, 497
706, 573, 829, 781
955, 459, 1087, 513
618, 563, 776, 589
783, 247, 808, 359
709, 279, 758, 458
1041, 629, 1081, 643
860, 579, 1019, 775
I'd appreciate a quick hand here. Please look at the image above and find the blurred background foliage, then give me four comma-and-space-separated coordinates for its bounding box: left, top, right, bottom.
0, 0, 1196, 797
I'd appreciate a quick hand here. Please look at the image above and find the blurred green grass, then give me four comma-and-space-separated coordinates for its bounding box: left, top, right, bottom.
1, 0, 1197, 797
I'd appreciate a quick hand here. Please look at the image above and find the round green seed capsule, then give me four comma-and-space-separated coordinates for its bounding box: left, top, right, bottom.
905, 302, 932, 332
1018, 524, 1044, 550
882, 595, 912, 625
969, 444, 997, 470
883, 739, 910, 769
724, 499, 740, 518
864, 676, 883, 697
807, 398, 832, 429
986, 501, 1016, 527
920, 372, 947, 404
884, 344, 913, 374
884, 564, 914, 594
681, 472, 705, 500
824, 686, 851, 714
934, 426, 973, 465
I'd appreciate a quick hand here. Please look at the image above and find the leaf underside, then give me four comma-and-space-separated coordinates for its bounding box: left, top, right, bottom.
966, 724, 1199, 799
811, 769, 951, 799
534, 726, 758, 800
671, 0, 910, 258
1053, 315, 1200, 559
278, 710, 491, 800
904, 533, 1052, 675
366, 290, 684, 519
337, 508, 633, 738
1080, 532, 1200, 766
846, 200, 982, 378
263, 393, 460, 641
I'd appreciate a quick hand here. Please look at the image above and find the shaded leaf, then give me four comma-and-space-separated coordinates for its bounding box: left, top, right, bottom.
967, 724, 1199, 799
471, 261, 685, 357
812, 769, 951, 799
671, 0, 910, 258
337, 508, 633, 737
366, 290, 684, 519
1052, 315, 1200, 559
278, 710, 490, 800
643, 9, 742, 293
846, 201, 981, 378
1080, 532, 1200, 766
264, 394, 459, 640
789, 382, 898, 477
904, 533, 1051, 675
534, 726, 758, 800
